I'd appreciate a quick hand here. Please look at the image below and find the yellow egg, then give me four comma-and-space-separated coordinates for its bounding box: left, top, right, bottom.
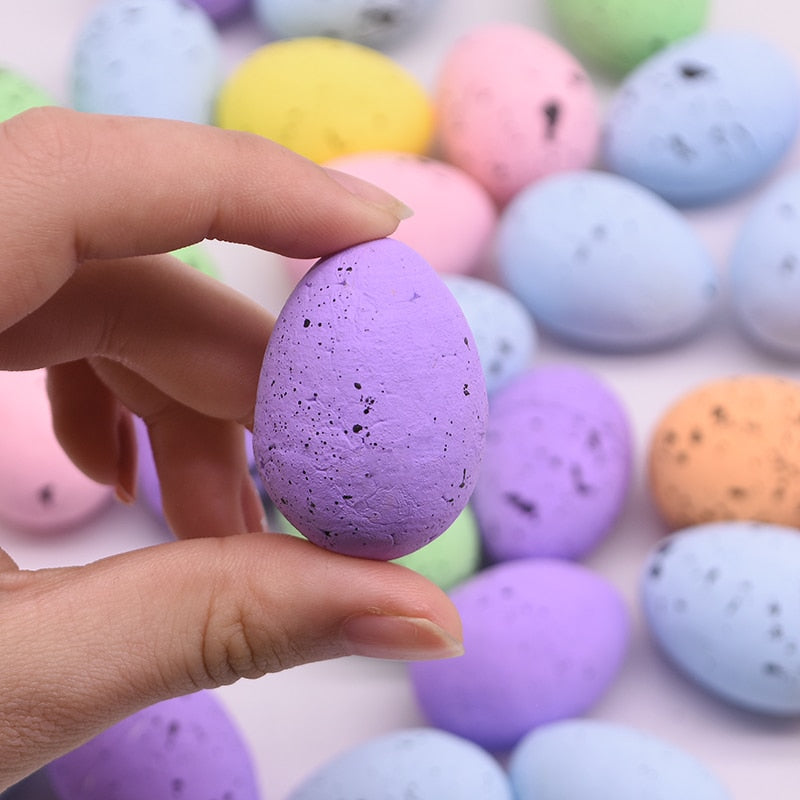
215, 37, 433, 163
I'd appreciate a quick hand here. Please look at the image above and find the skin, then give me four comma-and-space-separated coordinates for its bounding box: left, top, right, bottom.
0, 107, 463, 789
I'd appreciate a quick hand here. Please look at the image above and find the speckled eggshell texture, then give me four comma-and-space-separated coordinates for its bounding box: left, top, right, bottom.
253, 238, 488, 560
642, 521, 800, 715
471, 365, 632, 562
408, 558, 630, 751
46, 692, 260, 800
0, 67, 54, 121
435, 23, 600, 206
602, 31, 800, 207
647, 374, 800, 530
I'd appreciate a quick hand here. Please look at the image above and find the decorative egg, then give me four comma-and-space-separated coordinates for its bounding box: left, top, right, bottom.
496, 169, 718, 351
602, 31, 800, 206
216, 37, 433, 163
0, 67, 54, 122
471, 365, 632, 562
70, 0, 221, 124
435, 23, 600, 206
647, 374, 800, 530
408, 558, 630, 751
642, 520, 800, 715
194, 0, 249, 23
252, 238, 488, 560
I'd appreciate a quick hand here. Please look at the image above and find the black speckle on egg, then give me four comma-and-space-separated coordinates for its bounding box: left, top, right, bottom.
679, 62, 711, 80
543, 100, 561, 140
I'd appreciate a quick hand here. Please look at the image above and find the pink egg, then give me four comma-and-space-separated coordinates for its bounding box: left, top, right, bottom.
435, 23, 600, 206
281, 152, 498, 285
0, 369, 114, 534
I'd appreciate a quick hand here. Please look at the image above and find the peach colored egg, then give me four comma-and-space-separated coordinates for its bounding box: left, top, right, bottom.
647, 375, 800, 531
435, 23, 600, 206
281, 152, 497, 284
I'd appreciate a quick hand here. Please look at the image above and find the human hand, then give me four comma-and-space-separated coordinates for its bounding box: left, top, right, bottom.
0, 108, 463, 790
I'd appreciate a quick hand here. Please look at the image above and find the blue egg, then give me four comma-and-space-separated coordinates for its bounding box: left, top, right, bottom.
71, 0, 221, 124
443, 275, 537, 395
496, 169, 718, 351
730, 169, 800, 357
602, 32, 800, 206
642, 521, 800, 715
509, 719, 732, 799
287, 728, 513, 799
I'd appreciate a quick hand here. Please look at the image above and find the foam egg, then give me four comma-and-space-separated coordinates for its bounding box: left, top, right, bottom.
194, 0, 249, 23
288, 727, 512, 799
253, 238, 488, 560
729, 170, 800, 357
642, 521, 800, 714
602, 31, 800, 206
509, 718, 732, 799
0, 369, 113, 534
71, 0, 221, 124
443, 275, 536, 395
46, 691, 260, 800
497, 169, 718, 351
0, 68, 54, 122
217, 37, 433, 163
647, 374, 800, 530
471, 365, 632, 562
546, 0, 710, 76
435, 23, 600, 206
408, 558, 630, 751
282, 153, 497, 283
253, 0, 440, 48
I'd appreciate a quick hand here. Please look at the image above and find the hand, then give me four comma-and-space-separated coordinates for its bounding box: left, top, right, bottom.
0, 108, 463, 790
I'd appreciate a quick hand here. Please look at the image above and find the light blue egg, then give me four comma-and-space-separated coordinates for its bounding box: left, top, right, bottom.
602, 31, 800, 207
642, 520, 800, 715
730, 170, 800, 357
71, 0, 221, 124
287, 727, 513, 800
509, 719, 732, 800
443, 275, 537, 395
253, 0, 440, 48
496, 169, 718, 351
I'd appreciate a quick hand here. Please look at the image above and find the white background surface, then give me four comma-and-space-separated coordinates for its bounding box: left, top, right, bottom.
2, 1, 800, 798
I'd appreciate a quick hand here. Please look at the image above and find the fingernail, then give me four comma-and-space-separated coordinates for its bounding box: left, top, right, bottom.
341, 613, 464, 661
115, 412, 137, 505
324, 167, 414, 221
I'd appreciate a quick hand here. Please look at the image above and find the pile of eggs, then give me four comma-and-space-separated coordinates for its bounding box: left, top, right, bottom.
3, 0, 800, 797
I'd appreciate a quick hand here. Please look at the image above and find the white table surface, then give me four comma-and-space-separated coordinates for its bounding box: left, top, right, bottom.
2, 1, 800, 798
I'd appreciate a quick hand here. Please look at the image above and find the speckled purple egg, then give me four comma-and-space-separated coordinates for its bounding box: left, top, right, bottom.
471, 365, 632, 562
253, 238, 488, 560
408, 558, 630, 751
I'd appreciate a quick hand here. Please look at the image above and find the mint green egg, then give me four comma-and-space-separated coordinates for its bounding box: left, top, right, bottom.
171, 243, 220, 279
0, 68, 54, 122
546, 0, 710, 76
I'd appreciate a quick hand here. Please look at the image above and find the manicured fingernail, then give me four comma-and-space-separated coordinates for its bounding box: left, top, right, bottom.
115, 412, 137, 505
341, 613, 464, 661
324, 167, 414, 221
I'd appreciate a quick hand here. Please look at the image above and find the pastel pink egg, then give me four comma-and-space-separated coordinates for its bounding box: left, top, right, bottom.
435, 23, 600, 206
281, 152, 498, 285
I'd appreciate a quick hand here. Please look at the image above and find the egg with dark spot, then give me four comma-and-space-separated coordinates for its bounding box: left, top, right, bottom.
253, 238, 488, 560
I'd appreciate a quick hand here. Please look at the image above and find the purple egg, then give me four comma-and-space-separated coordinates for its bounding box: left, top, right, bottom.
253, 238, 488, 560
471, 365, 632, 561
194, 0, 250, 22
408, 558, 630, 751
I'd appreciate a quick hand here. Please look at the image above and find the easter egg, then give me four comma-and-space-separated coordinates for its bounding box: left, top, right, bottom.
647, 374, 800, 530
0, 67, 54, 122
546, 0, 710, 76
408, 558, 630, 751
216, 37, 433, 163
471, 365, 632, 562
435, 23, 600, 206
70, 0, 221, 124
496, 170, 718, 351
46, 691, 260, 800
443, 275, 537, 396
729, 169, 800, 357
509, 718, 732, 799
252, 238, 488, 560
194, 0, 249, 23
602, 31, 800, 206
287, 727, 512, 799
642, 521, 800, 714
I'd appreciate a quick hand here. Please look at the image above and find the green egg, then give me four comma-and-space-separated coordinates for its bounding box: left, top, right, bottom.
0, 68, 54, 122
171, 242, 220, 279
546, 0, 710, 76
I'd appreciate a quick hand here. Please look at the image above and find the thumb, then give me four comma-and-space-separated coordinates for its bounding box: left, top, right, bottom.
0, 533, 462, 789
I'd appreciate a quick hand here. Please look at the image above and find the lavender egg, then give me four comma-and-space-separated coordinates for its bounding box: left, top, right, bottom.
253, 238, 488, 560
